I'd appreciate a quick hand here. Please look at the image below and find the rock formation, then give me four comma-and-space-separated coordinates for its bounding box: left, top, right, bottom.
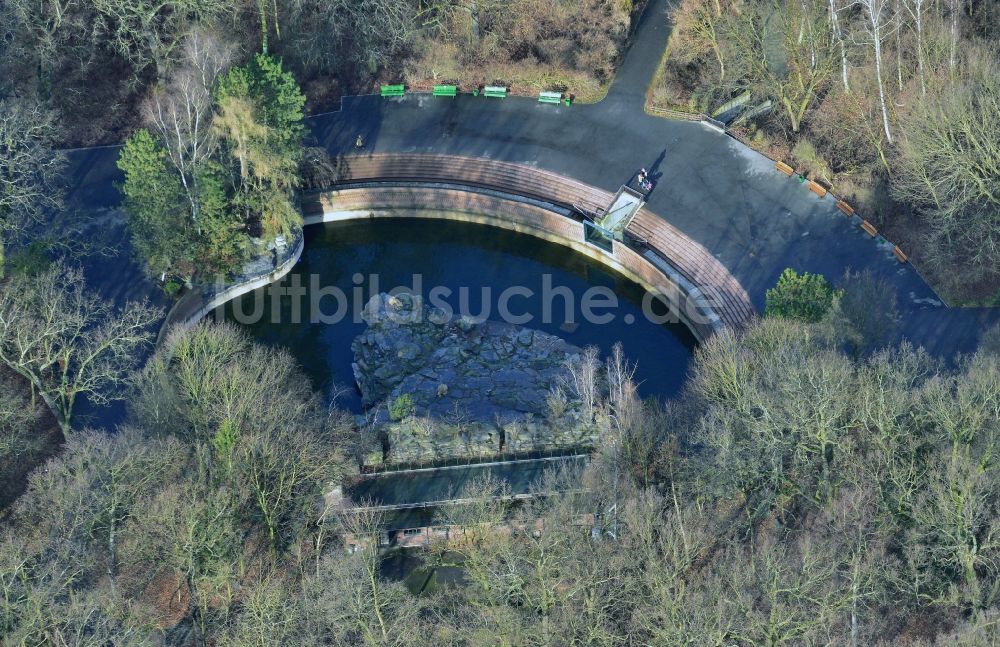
352, 293, 602, 464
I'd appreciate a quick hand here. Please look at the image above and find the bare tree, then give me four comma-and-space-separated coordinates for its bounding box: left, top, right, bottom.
725, 534, 851, 644
727, 0, 838, 132
236, 423, 344, 550
945, 0, 961, 74
851, 0, 897, 143
672, 0, 728, 82
0, 264, 161, 432
893, 61, 1000, 278
303, 504, 422, 646
903, 0, 928, 94
133, 322, 349, 549
0, 375, 41, 461
120, 478, 242, 644
908, 449, 1000, 609
90, 0, 230, 80
605, 342, 638, 426
829, 0, 851, 91
0, 100, 65, 277
328, 0, 416, 72
564, 346, 601, 423
6, 0, 99, 99
145, 28, 234, 224
80, 427, 184, 596
218, 574, 300, 646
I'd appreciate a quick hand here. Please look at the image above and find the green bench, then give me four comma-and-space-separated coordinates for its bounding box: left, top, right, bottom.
380, 84, 405, 97
433, 84, 458, 97
483, 86, 507, 98
538, 91, 563, 104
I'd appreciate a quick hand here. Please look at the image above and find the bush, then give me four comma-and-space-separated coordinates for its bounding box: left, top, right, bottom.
162, 280, 183, 299
389, 394, 415, 421
791, 138, 832, 182
981, 324, 1000, 357
831, 270, 899, 354
765, 268, 837, 322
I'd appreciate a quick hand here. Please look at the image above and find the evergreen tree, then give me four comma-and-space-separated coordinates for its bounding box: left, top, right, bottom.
765, 268, 838, 322
117, 128, 196, 280
215, 54, 305, 240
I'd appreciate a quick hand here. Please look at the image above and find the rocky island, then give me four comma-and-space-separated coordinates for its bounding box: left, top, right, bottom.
352, 293, 603, 464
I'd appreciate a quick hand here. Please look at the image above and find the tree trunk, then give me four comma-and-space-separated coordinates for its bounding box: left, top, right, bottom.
258, 0, 269, 54
850, 562, 860, 647
714, 37, 725, 82
915, 0, 926, 95
107, 505, 118, 596
829, 0, 850, 91
469, 0, 481, 44
179, 167, 200, 223
895, 0, 904, 91
949, 0, 958, 74
367, 550, 389, 640
873, 29, 893, 143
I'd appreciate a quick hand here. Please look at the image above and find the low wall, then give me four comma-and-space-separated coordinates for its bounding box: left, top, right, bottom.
306, 186, 725, 341
156, 233, 305, 345
158, 178, 738, 344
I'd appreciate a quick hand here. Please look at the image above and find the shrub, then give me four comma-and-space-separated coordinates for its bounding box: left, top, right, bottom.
765, 268, 837, 322
389, 394, 415, 421
791, 138, 832, 182
831, 270, 899, 354
162, 280, 183, 298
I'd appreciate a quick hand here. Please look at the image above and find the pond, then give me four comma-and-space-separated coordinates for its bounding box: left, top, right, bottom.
224, 218, 696, 413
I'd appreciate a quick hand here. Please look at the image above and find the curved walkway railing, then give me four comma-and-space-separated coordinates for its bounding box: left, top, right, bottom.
302, 153, 755, 332
156, 231, 305, 345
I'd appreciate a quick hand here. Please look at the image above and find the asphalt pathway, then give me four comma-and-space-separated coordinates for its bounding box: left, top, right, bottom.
62, 0, 998, 360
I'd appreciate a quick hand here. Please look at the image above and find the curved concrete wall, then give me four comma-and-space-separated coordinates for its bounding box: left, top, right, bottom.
159, 182, 736, 345
305, 186, 725, 341
305, 154, 754, 329
157, 234, 305, 345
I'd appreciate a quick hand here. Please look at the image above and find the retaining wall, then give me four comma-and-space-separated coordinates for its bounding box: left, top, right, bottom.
305, 186, 728, 341
159, 158, 755, 343
156, 234, 305, 345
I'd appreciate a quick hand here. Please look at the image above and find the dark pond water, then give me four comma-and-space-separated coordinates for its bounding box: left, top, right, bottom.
224, 218, 696, 412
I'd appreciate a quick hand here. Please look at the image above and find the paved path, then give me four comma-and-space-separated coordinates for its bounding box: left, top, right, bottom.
62, 0, 998, 360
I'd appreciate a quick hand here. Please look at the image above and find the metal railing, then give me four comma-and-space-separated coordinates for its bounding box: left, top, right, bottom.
157, 229, 304, 344
360, 446, 590, 475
